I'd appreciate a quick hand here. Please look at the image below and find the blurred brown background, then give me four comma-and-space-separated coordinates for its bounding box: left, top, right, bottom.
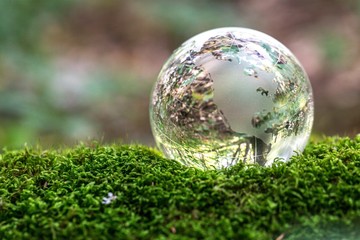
0, 0, 359, 148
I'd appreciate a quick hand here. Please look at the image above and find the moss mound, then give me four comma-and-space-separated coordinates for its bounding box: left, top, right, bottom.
0, 136, 360, 239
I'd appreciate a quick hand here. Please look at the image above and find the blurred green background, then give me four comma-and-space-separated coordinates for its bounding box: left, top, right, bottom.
0, 0, 359, 148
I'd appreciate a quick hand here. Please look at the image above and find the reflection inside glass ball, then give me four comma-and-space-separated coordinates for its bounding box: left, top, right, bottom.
150, 27, 314, 170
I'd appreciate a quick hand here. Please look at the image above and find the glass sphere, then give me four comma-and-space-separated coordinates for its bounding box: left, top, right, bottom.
150, 27, 314, 170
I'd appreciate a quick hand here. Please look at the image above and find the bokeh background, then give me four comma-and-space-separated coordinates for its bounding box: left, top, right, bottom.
0, 0, 359, 148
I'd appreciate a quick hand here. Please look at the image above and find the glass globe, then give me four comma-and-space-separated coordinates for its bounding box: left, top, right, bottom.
150, 27, 314, 170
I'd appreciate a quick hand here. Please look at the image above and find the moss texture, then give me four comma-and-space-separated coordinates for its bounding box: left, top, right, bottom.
0, 136, 360, 239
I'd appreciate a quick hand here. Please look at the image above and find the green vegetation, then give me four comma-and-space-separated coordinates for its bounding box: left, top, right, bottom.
0, 136, 360, 239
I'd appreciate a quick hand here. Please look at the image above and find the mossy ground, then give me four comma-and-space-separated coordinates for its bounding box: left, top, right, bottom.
0, 136, 360, 239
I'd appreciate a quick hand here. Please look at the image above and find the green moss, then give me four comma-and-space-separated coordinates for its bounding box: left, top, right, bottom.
0, 136, 360, 239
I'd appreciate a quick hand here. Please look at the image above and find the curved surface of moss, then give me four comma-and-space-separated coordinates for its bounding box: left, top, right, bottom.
0, 136, 360, 239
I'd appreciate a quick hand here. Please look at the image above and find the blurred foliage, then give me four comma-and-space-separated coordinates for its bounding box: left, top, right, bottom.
0, 0, 359, 148
321, 33, 347, 67
0, 1, 77, 147
139, 0, 244, 38
0, 0, 74, 52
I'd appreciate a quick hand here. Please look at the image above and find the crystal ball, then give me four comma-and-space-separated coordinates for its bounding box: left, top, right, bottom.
150, 27, 314, 170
